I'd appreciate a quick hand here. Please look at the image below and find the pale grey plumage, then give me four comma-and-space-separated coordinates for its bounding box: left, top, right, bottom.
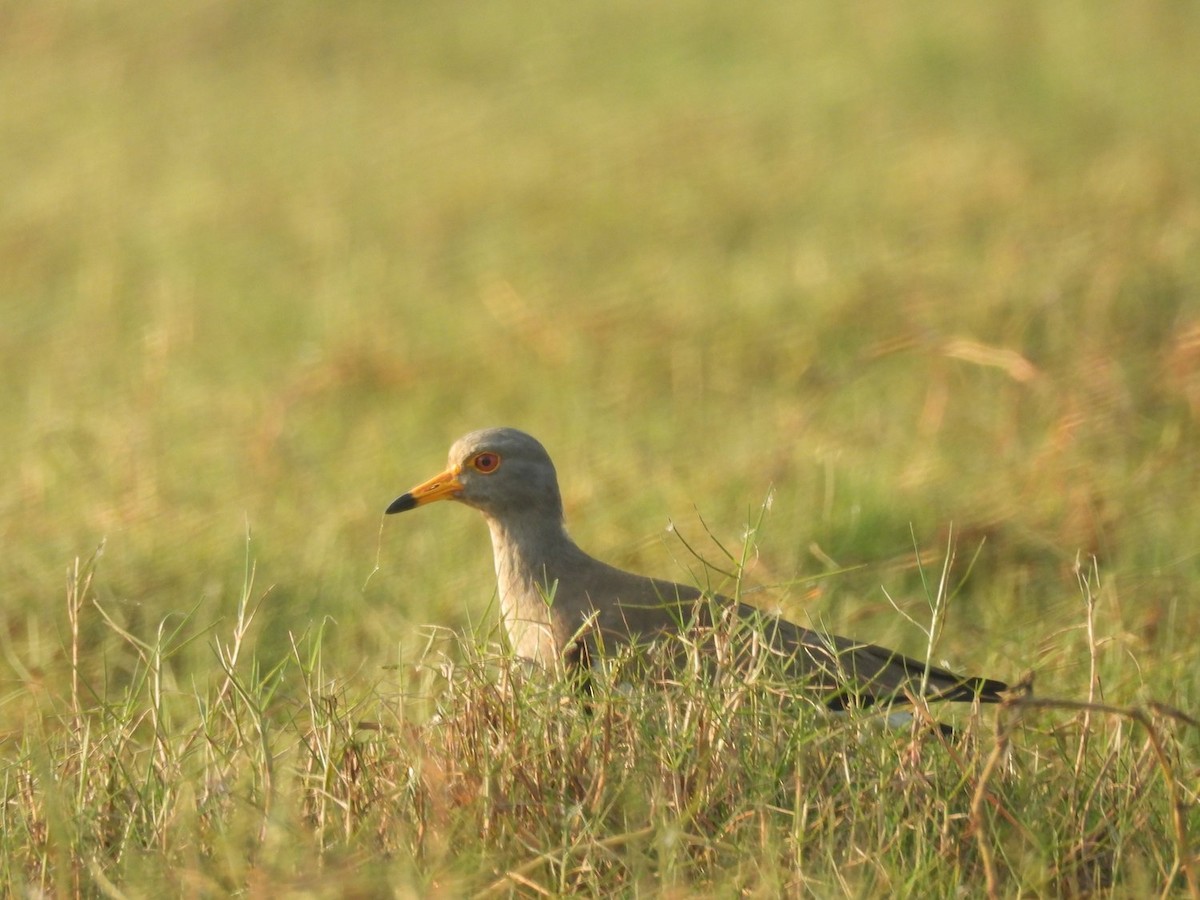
386, 427, 1007, 708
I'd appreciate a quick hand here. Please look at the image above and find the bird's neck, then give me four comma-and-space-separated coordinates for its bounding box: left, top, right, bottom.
483, 510, 589, 661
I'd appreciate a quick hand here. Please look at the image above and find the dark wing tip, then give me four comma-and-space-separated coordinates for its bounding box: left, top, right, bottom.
385, 493, 417, 515
968, 676, 1010, 703
935, 675, 1008, 704
825, 674, 1010, 710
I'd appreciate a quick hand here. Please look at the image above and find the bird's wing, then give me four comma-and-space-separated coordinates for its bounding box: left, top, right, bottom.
568, 564, 1005, 708
747, 605, 1006, 707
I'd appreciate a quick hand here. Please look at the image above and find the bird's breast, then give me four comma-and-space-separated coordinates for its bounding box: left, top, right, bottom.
490, 541, 572, 666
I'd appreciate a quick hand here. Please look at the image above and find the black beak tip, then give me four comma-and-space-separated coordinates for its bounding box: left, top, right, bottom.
385, 493, 417, 515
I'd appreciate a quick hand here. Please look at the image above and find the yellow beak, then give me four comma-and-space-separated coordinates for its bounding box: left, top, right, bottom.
385, 465, 464, 514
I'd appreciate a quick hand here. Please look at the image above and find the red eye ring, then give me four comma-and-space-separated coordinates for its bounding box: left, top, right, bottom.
472, 452, 501, 473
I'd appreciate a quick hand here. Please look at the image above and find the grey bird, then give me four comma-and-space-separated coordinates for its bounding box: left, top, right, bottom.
386, 427, 1007, 710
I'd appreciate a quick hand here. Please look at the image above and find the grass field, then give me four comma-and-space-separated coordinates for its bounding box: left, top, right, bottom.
3, 1, 1199, 895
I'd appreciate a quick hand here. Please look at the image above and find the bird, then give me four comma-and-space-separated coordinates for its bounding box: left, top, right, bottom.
385, 427, 1007, 711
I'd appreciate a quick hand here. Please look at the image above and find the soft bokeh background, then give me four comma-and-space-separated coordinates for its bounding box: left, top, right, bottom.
3, 1, 1199, 704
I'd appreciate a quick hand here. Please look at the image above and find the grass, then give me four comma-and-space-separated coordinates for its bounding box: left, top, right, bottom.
5, 543, 1198, 896
3, 0, 1200, 895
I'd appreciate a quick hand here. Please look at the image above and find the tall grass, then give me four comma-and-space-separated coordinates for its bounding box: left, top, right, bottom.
4, 542, 1196, 896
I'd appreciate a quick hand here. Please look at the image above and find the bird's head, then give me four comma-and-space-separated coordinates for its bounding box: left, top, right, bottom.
386, 427, 564, 521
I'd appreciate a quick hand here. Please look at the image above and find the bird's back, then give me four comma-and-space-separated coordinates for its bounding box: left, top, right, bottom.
536, 553, 1006, 708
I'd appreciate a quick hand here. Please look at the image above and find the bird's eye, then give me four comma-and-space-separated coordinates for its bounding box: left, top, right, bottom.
472, 452, 500, 473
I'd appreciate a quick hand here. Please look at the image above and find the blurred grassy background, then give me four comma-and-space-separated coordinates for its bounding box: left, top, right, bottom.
2, 1, 1199, 706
